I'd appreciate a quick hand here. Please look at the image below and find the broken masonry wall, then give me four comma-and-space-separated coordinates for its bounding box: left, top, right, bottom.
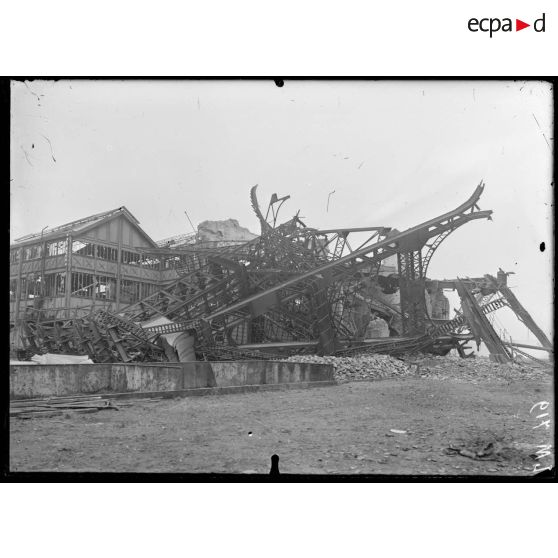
197, 219, 258, 247
429, 288, 450, 320
364, 316, 390, 338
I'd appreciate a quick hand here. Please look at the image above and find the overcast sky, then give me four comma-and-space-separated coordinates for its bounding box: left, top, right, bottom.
10, 79, 553, 348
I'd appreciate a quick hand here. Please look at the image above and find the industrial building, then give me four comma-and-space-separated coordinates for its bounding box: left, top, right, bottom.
9, 207, 260, 352
10, 207, 164, 325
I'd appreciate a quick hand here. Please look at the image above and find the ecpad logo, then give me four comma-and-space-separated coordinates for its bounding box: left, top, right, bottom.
468, 13, 546, 37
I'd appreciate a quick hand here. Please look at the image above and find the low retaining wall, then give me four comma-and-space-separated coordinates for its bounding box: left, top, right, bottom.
10, 361, 335, 399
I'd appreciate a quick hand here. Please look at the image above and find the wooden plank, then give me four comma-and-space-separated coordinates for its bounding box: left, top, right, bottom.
11, 410, 65, 418
11, 399, 103, 409
10, 399, 101, 411
11, 395, 103, 404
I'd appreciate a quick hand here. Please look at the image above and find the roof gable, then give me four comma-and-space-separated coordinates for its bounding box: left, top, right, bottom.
11, 206, 158, 249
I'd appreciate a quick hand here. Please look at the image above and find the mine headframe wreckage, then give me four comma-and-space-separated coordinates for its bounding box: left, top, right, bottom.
18, 182, 553, 364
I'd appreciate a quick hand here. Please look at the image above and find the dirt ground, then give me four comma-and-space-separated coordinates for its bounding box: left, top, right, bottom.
10, 369, 554, 476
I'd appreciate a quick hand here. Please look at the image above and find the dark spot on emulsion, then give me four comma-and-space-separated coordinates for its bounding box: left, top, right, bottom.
540, 242, 545, 252
274, 79, 284, 88
270, 454, 280, 475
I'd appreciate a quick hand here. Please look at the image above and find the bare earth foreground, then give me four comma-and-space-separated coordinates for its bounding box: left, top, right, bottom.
10, 361, 554, 476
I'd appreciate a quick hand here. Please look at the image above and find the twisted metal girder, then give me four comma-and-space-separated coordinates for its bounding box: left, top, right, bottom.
421, 229, 453, 277
201, 183, 492, 347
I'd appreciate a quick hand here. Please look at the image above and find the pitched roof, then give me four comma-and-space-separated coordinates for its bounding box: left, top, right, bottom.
11, 206, 156, 247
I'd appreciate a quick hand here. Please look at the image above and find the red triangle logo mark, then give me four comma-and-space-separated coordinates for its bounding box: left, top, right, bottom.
516, 19, 530, 31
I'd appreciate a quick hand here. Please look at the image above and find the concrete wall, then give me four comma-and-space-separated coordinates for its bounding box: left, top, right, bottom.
10, 361, 334, 399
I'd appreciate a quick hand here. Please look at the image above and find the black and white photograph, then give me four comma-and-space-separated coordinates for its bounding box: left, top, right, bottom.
8, 78, 554, 477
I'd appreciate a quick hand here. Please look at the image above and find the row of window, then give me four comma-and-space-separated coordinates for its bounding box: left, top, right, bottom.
11, 242, 200, 270
22, 244, 43, 261
72, 241, 118, 261
120, 250, 161, 269
9, 273, 159, 303
11, 242, 63, 262
11, 240, 121, 263
71, 272, 116, 299
48, 240, 68, 256
9, 273, 65, 300
13, 242, 161, 267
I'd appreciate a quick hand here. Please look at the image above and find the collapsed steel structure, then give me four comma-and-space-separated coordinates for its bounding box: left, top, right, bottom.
18, 182, 553, 364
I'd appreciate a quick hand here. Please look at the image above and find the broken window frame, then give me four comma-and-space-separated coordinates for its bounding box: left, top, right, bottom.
162, 255, 182, 269
72, 240, 95, 258
140, 256, 161, 270
22, 243, 43, 261
44, 272, 66, 297
121, 250, 142, 266
24, 273, 42, 299
120, 279, 142, 304
47, 239, 68, 257
96, 244, 118, 262
19, 277, 27, 300
121, 250, 160, 270
95, 274, 117, 301
9, 278, 17, 301
71, 272, 96, 298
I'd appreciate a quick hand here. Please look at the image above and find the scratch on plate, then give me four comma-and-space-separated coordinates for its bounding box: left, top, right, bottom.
23, 82, 44, 106
532, 114, 551, 150
21, 145, 33, 166
41, 134, 57, 162
532, 113, 541, 129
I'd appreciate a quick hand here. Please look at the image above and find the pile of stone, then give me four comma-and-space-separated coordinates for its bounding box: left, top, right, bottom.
283, 352, 552, 384
283, 354, 418, 383
407, 353, 552, 382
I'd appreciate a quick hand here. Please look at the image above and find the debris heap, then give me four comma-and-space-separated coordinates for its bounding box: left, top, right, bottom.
283, 354, 418, 382
409, 354, 552, 382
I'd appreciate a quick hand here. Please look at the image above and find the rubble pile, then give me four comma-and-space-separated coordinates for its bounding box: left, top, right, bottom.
408, 354, 552, 382
283, 354, 418, 383
284, 353, 552, 384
